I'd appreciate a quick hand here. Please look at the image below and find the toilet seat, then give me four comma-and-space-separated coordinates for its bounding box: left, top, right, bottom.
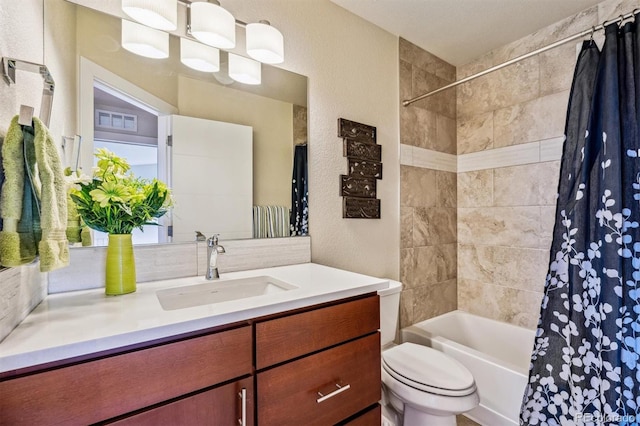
382, 343, 476, 397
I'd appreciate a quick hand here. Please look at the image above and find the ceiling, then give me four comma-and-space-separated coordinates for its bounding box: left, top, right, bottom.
330, 0, 603, 66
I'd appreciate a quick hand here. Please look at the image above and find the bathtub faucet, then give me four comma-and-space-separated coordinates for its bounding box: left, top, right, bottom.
206, 234, 226, 280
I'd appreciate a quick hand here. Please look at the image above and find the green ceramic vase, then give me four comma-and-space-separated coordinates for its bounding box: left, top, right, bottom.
105, 234, 136, 296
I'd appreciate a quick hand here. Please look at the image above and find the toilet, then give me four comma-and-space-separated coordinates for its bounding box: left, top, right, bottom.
378, 281, 479, 426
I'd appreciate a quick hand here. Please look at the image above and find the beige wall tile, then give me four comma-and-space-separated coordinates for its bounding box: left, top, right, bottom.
494, 161, 560, 207
401, 207, 414, 249
400, 37, 438, 75
414, 243, 457, 285
436, 61, 456, 84
457, 112, 494, 154
400, 248, 415, 289
400, 59, 412, 102
491, 7, 597, 65
458, 244, 548, 293
458, 57, 539, 117
412, 67, 456, 119
457, 51, 494, 80
598, 0, 637, 25
401, 166, 438, 207
400, 105, 436, 149
413, 279, 457, 323
539, 42, 578, 97
437, 171, 457, 208
458, 278, 542, 329
399, 289, 414, 329
540, 206, 557, 251
457, 170, 493, 207
458, 206, 544, 249
413, 208, 457, 246
435, 114, 457, 154
493, 91, 569, 148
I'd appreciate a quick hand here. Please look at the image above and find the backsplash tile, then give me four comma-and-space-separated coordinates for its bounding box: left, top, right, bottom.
0, 264, 47, 342
48, 237, 311, 294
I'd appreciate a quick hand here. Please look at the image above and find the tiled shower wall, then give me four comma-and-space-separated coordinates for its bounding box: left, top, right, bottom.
455, 0, 636, 329
400, 0, 636, 330
399, 38, 457, 328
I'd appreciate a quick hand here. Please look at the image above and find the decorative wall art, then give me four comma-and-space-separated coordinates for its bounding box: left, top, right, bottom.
338, 118, 382, 219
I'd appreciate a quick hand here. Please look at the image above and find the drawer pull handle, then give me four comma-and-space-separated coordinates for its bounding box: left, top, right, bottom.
238, 388, 247, 426
316, 383, 351, 403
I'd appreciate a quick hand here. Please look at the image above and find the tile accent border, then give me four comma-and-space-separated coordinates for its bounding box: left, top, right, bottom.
401, 145, 457, 172
400, 136, 564, 173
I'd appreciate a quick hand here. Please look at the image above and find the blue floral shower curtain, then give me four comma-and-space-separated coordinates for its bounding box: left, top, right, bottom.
521, 21, 640, 426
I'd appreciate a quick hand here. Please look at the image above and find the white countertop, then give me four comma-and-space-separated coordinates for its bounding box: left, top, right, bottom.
0, 263, 389, 374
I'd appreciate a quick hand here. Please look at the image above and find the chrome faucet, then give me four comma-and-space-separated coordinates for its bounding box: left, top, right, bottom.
206, 234, 226, 280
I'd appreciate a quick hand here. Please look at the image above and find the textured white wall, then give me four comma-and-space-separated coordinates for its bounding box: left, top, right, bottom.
225, 0, 401, 280
0, 0, 76, 342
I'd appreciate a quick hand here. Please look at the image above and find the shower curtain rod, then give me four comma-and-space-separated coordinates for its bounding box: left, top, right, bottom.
402, 8, 640, 107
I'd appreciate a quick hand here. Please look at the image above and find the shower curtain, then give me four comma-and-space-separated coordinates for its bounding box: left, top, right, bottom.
520, 21, 640, 426
290, 144, 308, 236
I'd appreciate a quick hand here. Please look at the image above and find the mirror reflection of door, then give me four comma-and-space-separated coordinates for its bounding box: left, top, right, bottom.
92, 83, 162, 246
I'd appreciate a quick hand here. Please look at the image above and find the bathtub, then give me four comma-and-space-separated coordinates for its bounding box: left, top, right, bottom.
401, 310, 535, 426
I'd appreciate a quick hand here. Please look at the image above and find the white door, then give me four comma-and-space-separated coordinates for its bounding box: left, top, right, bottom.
160, 115, 253, 242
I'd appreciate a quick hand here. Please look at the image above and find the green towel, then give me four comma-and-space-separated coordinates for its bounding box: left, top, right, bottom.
32, 117, 69, 272
0, 116, 38, 266
0, 116, 69, 271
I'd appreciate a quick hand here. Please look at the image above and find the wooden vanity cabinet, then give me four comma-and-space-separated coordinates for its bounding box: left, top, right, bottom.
0, 293, 381, 426
256, 294, 381, 425
0, 325, 253, 426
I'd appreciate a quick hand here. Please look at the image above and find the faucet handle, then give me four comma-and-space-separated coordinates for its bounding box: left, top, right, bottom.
208, 234, 220, 246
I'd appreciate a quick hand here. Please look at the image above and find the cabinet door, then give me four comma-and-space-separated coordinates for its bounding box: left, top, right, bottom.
110, 377, 254, 426
258, 333, 381, 426
0, 326, 252, 425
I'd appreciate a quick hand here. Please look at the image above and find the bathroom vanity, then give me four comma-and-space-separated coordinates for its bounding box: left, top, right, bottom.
0, 263, 387, 425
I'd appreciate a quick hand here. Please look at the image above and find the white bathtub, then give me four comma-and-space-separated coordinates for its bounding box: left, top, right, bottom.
401, 310, 535, 426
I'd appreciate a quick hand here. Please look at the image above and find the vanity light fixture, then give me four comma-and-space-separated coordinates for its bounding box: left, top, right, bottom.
228, 53, 261, 85
189, 0, 236, 50
121, 20, 170, 59
246, 20, 284, 64
121, 0, 177, 31
180, 38, 220, 72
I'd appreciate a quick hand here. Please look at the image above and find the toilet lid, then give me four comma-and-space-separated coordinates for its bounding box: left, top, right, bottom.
382, 343, 475, 395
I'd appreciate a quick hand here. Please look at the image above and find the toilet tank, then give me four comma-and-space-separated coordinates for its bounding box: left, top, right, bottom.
378, 280, 402, 347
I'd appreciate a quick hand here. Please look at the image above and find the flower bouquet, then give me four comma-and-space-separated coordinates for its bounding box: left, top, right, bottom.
69, 148, 172, 295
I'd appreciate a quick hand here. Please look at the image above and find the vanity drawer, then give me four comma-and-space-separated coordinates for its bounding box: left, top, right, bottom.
255, 294, 379, 368
257, 332, 381, 426
0, 325, 252, 426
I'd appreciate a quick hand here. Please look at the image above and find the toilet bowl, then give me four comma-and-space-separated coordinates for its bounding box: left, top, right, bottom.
378, 282, 479, 426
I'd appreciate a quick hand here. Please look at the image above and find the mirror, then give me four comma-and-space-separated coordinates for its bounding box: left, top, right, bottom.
53, 3, 308, 245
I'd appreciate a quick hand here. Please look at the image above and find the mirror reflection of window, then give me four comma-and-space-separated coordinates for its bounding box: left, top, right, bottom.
92, 85, 160, 246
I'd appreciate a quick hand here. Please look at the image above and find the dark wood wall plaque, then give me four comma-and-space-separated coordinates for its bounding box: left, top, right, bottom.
338, 118, 376, 143
343, 139, 382, 162
348, 159, 383, 179
339, 118, 381, 219
343, 198, 381, 219
340, 175, 377, 198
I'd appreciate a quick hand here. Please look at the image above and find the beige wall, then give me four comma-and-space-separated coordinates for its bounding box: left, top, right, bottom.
0, 0, 76, 341
227, 0, 400, 279
456, 0, 636, 329
178, 76, 293, 208
399, 39, 457, 328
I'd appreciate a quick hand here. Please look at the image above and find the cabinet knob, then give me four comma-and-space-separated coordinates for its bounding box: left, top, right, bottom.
316, 383, 351, 403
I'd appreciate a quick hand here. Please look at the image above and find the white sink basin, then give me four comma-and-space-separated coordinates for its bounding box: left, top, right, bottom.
156, 275, 298, 311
